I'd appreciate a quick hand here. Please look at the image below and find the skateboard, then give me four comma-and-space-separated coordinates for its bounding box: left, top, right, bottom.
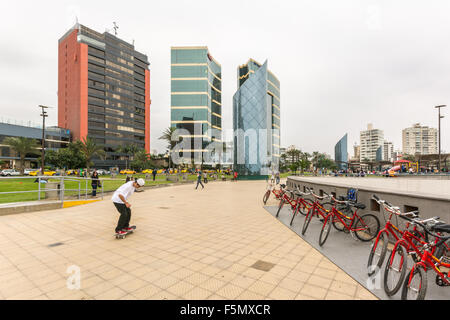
115, 226, 136, 239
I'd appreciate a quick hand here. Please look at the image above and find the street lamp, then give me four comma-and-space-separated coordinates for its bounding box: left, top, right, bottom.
435, 105, 446, 173
39, 105, 49, 175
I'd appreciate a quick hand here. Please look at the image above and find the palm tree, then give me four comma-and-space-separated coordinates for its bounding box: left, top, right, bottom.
159, 127, 177, 169
79, 136, 106, 171
311, 151, 320, 169
117, 144, 142, 168
4, 137, 39, 174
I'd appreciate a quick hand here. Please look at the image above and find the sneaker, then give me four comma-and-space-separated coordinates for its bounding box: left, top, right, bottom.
116, 230, 127, 235
123, 227, 134, 232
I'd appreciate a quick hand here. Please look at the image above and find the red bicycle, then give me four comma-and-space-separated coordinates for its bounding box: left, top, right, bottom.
383, 215, 447, 296
318, 193, 380, 247
401, 221, 450, 300
301, 188, 333, 236
367, 195, 419, 277
263, 182, 286, 205
275, 186, 314, 221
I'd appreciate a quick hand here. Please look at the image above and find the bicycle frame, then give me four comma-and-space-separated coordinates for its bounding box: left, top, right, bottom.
325, 204, 365, 233
408, 247, 450, 286
308, 198, 330, 219
272, 187, 285, 200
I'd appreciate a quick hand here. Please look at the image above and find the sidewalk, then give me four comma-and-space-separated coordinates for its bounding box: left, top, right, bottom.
0, 180, 376, 300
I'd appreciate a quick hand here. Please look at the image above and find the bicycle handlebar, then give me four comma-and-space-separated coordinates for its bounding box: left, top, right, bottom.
304, 186, 331, 200
294, 186, 312, 197
372, 194, 403, 213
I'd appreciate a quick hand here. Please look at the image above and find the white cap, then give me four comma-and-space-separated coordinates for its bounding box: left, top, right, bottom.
136, 178, 145, 187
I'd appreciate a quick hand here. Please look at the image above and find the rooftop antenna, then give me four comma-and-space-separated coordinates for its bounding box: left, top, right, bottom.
113, 22, 119, 36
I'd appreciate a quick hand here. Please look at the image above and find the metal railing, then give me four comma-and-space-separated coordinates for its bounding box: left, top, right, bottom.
0, 175, 112, 205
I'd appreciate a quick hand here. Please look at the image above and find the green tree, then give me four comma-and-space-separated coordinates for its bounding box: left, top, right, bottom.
130, 150, 153, 171
159, 127, 177, 169
402, 154, 416, 162
311, 151, 321, 169
286, 147, 301, 169
79, 137, 105, 171
4, 137, 39, 174
289, 162, 300, 175
299, 153, 311, 174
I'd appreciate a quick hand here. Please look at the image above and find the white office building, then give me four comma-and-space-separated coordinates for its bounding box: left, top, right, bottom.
360, 123, 384, 162
383, 141, 394, 162
402, 123, 438, 155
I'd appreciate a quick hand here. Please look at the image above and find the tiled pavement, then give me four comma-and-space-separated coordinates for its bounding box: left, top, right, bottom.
0, 180, 377, 300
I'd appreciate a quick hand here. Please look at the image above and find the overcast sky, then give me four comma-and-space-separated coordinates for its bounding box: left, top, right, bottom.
1, 0, 449, 156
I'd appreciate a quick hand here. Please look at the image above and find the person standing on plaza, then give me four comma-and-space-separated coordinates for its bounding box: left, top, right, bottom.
91, 170, 101, 197
275, 171, 280, 185
112, 178, 145, 236
233, 171, 238, 181
203, 171, 208, 184
195, 170, 204, 190
152, 168, 157, 181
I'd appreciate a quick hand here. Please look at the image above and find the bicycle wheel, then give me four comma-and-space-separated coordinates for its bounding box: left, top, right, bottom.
354, 214, 380, 242
276, 198, 285, 218
401, 266, 427, 300
434, 239, 450, 260
302, 206, 315, 235
383, 244, 408, 296
367, 231, 389, 276
263, 190, 270, 205
319, 214, 333, 246
331, 204, 350, 231
410, 229, 428, 263
298, 198, 314, 216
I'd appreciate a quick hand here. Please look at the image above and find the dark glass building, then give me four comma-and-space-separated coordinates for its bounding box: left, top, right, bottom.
233, 59, 280, 178
170, 47, 222, 164
0, 121, 70, 168
334, 133, 348, 170
58, 23, 151, 169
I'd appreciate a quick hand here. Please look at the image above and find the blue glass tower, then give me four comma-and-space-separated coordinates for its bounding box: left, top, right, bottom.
233, 59, 280, 178
335, 133, 348, 170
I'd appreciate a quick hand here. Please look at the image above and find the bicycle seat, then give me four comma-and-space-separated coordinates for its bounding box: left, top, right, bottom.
351, 203, 366, 210
431, 223, 450, 234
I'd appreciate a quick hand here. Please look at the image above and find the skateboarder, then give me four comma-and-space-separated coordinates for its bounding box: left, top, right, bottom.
112, 178, 145, 236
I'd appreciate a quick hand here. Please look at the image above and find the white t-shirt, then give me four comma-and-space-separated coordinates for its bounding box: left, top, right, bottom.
112, 181, 136, 204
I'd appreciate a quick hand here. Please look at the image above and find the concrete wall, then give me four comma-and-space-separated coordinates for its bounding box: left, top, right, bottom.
287, 176, 450, 229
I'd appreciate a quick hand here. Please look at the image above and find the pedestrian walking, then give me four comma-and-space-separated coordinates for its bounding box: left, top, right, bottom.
203, 171, 208, 184
195, 171, 204, 190
275, 171, 280, 185
112, 178, 145, 236
152, 168, 157, 181
91, 170, 101, 197
233, 171, 238, 181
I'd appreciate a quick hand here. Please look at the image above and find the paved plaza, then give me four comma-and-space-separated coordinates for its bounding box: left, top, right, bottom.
0, 180, 376, 300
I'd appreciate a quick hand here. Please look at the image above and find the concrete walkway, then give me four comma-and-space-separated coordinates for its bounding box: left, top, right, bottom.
0, 180, 376, 300
289, 176, 450, 199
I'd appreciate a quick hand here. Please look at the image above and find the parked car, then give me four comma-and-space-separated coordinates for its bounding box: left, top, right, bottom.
29, 170, 57, 176
23, 168, 35, 175
120, 169, 136, 174
96, 169, 108, 175
1, 169, 21, 176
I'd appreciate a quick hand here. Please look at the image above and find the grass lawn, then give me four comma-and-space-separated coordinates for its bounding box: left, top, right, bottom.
0, 173, 235, 204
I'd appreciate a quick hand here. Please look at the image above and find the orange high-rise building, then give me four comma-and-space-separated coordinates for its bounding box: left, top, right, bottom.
58, 23, 150, 169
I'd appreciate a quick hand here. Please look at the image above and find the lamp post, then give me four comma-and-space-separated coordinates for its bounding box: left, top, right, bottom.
435, 105, 446, 173
39, 105, 49, 175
